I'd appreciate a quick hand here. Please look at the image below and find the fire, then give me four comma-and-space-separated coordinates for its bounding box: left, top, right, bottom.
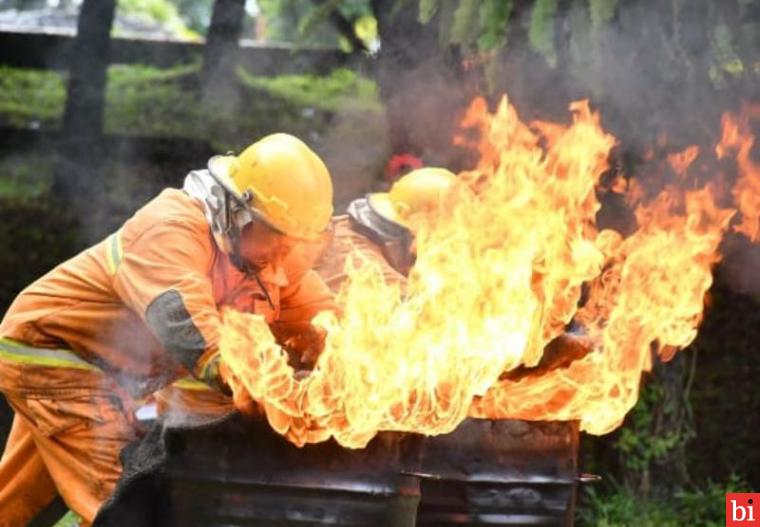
717, 106, 760, 241
472, 185, 734, 433
667, 145, 700, 179
221, 96, 757, 447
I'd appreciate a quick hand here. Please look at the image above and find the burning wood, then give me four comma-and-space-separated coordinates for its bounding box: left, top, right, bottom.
220, 94, 758, 447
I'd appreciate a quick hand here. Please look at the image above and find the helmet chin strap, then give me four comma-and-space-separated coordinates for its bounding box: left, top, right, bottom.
223, 192, 275, 310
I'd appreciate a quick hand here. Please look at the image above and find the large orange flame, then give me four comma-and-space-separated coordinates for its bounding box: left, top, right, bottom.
221, 95, 756, 447
472, 185, 734, 433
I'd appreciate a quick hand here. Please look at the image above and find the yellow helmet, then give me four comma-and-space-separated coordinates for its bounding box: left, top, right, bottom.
208, 133, 333, 241
368, 167, 457, 228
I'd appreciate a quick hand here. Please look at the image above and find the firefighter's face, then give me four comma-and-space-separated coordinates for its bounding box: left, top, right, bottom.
239, 220, 295, 271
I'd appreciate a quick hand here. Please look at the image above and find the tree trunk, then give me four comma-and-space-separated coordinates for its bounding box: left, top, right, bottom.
52, 0, 116, 241
201, 0, 246, 106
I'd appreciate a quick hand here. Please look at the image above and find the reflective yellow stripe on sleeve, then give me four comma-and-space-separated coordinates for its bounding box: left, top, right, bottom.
172, 377, 214, 391
197, 353, 221, 383
105, 230, 124, 275
0, 338, 101, 371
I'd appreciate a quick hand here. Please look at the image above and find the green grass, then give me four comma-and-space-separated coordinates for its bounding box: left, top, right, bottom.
0, 154, 54, 199
0, 62, 387, 200
52, 511, 81, 527
577, 474, 749, 527
0, 63, 381, 140
104, 62, 205, 138
238, 67, 382, 114
0, 66, 66, 128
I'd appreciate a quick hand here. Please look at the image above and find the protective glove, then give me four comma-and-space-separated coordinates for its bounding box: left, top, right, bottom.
218, 358, 263, 418
269, 321, 327, 369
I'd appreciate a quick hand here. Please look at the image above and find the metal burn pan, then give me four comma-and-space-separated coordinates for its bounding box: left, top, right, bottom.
165, 413, 421, 527
95, 414, 579, 526
414, 419, 580, 526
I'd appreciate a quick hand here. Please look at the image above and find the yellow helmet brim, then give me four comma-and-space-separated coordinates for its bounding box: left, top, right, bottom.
208, 154, 287, 235
207, 155, 245, 202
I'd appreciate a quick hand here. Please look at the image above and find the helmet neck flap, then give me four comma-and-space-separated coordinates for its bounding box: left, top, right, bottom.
347, 197, 414, 276
183, 169, 276, 308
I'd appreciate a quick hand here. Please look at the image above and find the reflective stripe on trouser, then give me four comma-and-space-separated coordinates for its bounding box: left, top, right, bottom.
0, 338, 100, 372
0, 346, 133, 526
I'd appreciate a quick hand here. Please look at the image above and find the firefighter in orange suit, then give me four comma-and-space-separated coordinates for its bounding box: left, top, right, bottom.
0, 133, 336, 526
155, 167, 460, 419
153, 239, 335, 418
315, 167, 459, 294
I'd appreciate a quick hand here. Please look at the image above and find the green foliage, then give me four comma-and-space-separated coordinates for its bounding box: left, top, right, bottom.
170, 0, 215, 34
478, 0, 513, 50
263, 0, 757, 85
0, 63, 381, 147
119, 0, 180, 24
353, 15, 378, 47
0, 66, 65, 128
433, 0, 457, 49
0, 196, 78, 310
238, 67, 381, 114
578, 475, 749, 527
105, 62, 205, 138
0, 154, 53, 199
614, 381, 694, 476
298, 0, 343, 45
675, 475, 749, 526
685, 285, 760, 487
291, 0, 376, 50
529, 0, 558, 67
588, 0, 618, 28
449, 0, 480, 46
257, 0, 310, 42
258, 0, 373, 47
418, 0, 439, 24
338, 0, 375, 20
116, 0, 198, 39
409, 0, 757, 88
709, 23, 744, 88
0, 61, 388, 267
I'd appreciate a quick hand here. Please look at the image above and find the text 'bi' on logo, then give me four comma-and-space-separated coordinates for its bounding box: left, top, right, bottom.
726, 493, 760, 527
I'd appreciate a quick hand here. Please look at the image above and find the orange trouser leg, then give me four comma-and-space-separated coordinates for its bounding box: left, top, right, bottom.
0, 412, 58, 527
0, 359, 136, 527
1, 393, 134, 527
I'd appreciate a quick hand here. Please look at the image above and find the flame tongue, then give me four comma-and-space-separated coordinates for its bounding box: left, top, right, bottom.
473, 185, 734, 433
717, 107, 760, 241
221, 96, 756, 448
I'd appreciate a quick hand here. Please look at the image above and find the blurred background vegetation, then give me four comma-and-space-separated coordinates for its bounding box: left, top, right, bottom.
0, 1, 758, 525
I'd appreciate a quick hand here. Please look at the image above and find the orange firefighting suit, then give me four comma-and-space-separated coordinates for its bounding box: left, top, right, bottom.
154, 211, 408, 420
315, 215, 406, 294
0, 188, 334, 526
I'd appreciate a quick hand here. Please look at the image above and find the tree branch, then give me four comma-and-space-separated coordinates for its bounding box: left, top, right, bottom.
310, 0, 369, 53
